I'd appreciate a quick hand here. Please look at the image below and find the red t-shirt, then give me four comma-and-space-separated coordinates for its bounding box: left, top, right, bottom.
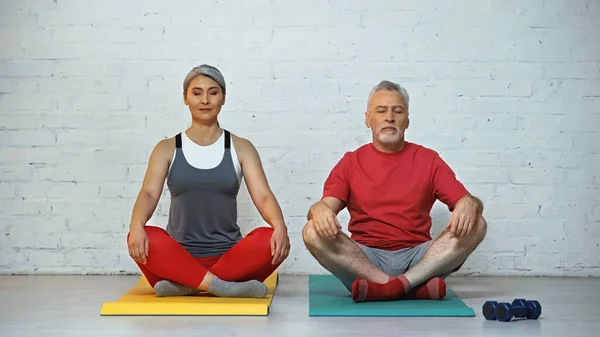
322, 142, 470, 251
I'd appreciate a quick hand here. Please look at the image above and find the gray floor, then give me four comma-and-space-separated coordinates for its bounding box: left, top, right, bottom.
1, 274, 599, 337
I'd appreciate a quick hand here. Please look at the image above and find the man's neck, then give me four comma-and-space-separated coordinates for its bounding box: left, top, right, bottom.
372, 139, 406, 153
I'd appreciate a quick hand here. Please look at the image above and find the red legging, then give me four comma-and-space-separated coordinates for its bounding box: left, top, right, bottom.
127, 226, 279, 288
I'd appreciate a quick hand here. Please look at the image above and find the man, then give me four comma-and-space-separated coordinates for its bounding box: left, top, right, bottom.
302, 80, 487, 303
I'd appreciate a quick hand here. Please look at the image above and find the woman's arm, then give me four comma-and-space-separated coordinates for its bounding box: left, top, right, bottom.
233, 134, 290, 264
129, 138, 174, 231
233, 135, 287, 232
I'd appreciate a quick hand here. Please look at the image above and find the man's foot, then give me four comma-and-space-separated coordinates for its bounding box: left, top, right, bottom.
404, 277, 447, 300
351, 275, 410, 302
351, 275, 447, 302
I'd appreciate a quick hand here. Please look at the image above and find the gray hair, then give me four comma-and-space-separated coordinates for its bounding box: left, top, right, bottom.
183, 64, 226, 96
368, 80, 410, 109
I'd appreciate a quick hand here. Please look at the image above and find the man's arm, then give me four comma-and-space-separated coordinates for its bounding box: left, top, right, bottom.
430, 153, 485, 237
307, 196, 346, 221
471, 195, 484, 214
308, 152, 351, 238
431, 153, 471, 212
454, 194, 484, 215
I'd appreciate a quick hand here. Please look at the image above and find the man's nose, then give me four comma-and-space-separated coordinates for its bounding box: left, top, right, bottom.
385, 111, 395, 122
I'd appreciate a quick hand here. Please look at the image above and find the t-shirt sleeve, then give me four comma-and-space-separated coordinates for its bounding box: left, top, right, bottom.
431, 153, 470, 211
322, 153, 351, 203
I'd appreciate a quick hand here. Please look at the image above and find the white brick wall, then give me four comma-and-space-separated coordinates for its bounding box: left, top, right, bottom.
1, 0, 599, 277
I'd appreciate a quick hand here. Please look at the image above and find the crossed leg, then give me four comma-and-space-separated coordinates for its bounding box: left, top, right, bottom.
128, 226, 280, 298
302, 215, 487, 302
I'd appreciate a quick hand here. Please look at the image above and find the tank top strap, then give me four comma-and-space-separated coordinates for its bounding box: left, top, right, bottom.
175, 132, 182, 148
224, 130, 230, 149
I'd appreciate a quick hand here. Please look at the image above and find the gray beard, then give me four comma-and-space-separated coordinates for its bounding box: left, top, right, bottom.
376, 130, 404, 144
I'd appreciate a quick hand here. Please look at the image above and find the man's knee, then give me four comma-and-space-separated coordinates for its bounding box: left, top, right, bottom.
474, 214, 487, 241
302, 220, 319, 247
452, 214, 486, 249
466, 214, 487, 247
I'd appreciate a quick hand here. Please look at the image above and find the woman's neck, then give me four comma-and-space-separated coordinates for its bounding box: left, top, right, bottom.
186, 121, 222, 146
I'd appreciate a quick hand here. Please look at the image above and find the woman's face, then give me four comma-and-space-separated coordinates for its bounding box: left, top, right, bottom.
184, 75, 225, 124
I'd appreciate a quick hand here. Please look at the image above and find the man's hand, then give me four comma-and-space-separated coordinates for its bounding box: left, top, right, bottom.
310, 201, 342, 239
270, 227, 290, 265
447, 195, 482, 238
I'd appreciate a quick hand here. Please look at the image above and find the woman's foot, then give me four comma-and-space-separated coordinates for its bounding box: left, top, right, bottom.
154, 280, 199, 297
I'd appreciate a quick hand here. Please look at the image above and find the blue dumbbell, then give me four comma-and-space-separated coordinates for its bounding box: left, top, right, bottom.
496, 299, 542, 322
482, 298, 542, 322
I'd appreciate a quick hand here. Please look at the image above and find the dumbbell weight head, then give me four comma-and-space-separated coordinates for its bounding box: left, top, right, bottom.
524, 300, 542, 319
496, 302, 514, 322
511, 299, 542, 320
482, 301, 498, 320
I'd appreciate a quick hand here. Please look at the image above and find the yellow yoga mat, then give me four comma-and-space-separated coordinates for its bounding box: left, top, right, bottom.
101, 272, 279, 316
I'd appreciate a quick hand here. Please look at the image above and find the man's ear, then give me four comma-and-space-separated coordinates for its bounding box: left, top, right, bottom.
183, 92, 188, 106
364, 110, 370, 128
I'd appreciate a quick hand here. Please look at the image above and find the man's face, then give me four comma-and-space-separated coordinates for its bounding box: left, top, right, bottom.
365, 90, 409, 144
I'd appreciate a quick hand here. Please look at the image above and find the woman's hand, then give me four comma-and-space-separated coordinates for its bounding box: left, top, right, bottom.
270, 227, 290, 265
128, 225, 149, 264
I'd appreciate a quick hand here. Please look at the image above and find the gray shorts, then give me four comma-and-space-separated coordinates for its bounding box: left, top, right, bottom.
334, 240, 441, 292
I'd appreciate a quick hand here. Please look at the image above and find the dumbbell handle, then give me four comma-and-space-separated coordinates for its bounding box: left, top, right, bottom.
508, 304, 529, 317
497, 302, 532, 322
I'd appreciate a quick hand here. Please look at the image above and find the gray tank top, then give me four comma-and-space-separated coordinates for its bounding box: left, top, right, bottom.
165, 130, 243, 257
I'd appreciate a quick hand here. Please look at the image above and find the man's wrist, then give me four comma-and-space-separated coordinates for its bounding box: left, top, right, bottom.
454, 194, 483, 214
307, 201, 324, 220
468, 195, 484, 214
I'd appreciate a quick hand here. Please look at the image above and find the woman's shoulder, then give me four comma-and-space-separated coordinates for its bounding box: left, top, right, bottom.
150, 136, 177, 162
230, 132, 253, 149
156, 136, 176, 150
229, 132, 259, 160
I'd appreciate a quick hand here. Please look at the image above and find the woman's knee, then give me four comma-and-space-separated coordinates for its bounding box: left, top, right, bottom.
144, 225, 169, 237
248, 226, 274, 239
127, 226, 171, 251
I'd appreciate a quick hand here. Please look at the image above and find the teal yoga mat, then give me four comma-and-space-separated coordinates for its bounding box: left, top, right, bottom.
308, 274, 475, 317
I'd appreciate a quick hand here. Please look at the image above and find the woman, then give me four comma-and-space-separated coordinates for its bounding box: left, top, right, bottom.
127, 64, 290, 298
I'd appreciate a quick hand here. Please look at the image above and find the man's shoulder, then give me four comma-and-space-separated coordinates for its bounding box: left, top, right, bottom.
406, 142, 440, 158
335, 143, 370, 161
349, 143, 372, 156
